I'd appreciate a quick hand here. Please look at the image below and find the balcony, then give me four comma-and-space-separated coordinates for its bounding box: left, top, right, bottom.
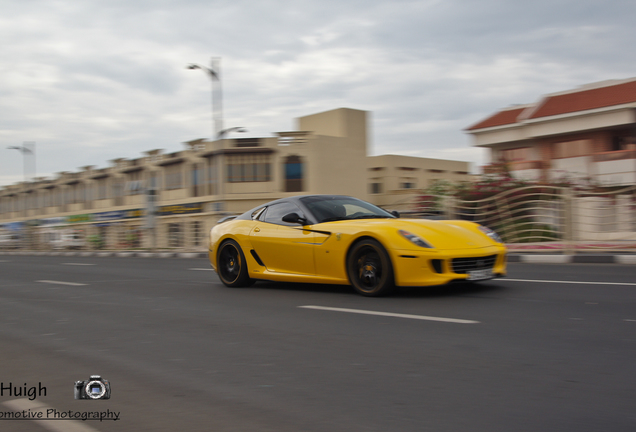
592, 149, 636, 162
483, 160, 545, 173
593, 150, 636, 185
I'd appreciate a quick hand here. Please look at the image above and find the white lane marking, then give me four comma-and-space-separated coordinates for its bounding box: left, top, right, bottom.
616, 255, 636, 265
189, 268, 214, 271
504, 278, 636, 286
2, 398, 104, 432
36, 280, 87, 286
62, 263, 96, 266
299, 305, 479, 324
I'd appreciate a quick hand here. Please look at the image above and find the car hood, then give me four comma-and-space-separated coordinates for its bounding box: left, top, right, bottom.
321, 218, 498, 250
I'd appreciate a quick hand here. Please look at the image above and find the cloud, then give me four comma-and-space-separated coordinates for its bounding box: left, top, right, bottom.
2, 0, 636, 186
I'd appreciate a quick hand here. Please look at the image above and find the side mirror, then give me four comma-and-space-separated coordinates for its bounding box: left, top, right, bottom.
391, 210, 400, 218
282, 212, 307, 224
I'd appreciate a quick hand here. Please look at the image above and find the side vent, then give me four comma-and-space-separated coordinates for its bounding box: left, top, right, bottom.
250, 250, 265, 267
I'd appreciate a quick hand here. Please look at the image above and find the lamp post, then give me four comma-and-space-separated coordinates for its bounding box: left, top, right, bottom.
217, 127, 247, 140
187, 58, 223, 138
7, 142, 35, 183
7, 142, 35, 248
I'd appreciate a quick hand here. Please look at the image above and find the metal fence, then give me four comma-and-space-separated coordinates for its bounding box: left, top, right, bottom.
0, 220, 210, 253
415, 185, 636, 253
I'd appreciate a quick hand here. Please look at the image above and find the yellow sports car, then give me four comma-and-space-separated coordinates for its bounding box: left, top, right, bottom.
209, 195, 506, 296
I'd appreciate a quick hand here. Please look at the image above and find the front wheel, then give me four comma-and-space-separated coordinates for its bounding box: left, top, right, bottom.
217, 240, 254, 287
347, 239, 395, 296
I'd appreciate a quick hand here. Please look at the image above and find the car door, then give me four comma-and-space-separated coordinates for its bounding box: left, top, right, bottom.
249, 202, 316, 275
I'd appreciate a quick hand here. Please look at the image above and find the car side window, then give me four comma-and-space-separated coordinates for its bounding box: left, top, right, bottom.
262, 202, 305, 226
251, 207, 266, 220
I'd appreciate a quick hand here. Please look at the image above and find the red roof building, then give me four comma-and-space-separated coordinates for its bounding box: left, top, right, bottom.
466, 78, 636, 185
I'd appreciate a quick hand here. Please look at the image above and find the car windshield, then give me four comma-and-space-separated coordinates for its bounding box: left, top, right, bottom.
299, 196, 395, 223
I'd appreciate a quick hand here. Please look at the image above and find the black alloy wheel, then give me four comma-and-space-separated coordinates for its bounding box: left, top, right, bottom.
347, 239, 394, 296
217, 240, 253, 287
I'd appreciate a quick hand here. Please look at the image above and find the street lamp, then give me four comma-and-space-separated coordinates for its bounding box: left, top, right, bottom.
217, 127, 247, 140
7, 142, 35, 183
187, 58, 224, 138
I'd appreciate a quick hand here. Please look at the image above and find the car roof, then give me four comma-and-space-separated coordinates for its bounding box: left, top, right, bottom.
235, 195, 356, 221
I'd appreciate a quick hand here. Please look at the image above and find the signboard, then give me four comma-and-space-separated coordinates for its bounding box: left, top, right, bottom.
94, 211, 127, 222
126, 209, 144, 219
67, 214, 92, 224
41, 217, 66, 226
159, 203, 203, 216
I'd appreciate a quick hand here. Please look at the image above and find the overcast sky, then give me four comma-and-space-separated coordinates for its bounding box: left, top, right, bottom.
2, 0, 636, 187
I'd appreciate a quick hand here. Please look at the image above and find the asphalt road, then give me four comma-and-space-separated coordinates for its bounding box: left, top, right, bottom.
0, 256, 635, 432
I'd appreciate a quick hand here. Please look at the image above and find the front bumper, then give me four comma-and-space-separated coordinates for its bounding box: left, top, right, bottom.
390, 246, 507, 287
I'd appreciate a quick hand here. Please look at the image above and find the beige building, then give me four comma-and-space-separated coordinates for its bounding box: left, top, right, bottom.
368, 155, 470, 210
1, 108, 470, 250
466, 78, 636, 184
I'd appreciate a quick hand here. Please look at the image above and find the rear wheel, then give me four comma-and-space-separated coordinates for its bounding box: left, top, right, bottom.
347, 239, 394, 296
217, 240, 254, 287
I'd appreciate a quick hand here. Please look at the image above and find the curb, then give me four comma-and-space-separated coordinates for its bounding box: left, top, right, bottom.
508, 254, 636, 264
0, 251, 209, 259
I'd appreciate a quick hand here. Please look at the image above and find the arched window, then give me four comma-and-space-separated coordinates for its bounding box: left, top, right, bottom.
284, 155, 303, 192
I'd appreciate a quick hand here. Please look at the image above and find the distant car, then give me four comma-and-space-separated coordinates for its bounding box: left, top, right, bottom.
50, 230, 85, 250
209, 195, 507, 296
0, 233, 20, 249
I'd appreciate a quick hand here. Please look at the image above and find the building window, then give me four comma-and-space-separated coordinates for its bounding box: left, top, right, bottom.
227, 154, 271, 183
112, 181, 124, 206
74, 184, 82, 203
234, 138, 261, 147
611, 135, 631, 152
501, 147, 529, 161
400, 182, 415, 189
96, 178, 109, 200
206, 157, 217, 195
168, 223, 182, 248
65, 183, 83, 204
192, 221, 202, 247
370, 183, 382, 194
42, 189, 49, 208
284, 155, 303, 192
165, 163, 183, 190
25, 192, 32, 210
191, 164, 202, 197
553, 140, 590, 158
126, 170, 144, 195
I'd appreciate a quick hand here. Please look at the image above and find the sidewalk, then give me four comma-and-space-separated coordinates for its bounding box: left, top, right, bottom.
505, 240, 636, 264
1, 249, 635, 264
0, 250, 209, 259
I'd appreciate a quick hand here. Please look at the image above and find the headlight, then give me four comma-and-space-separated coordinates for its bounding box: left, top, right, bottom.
398, 230, 433, 248
479, 225, 503, 243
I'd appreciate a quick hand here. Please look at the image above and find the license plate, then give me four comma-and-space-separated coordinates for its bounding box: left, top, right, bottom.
467, 269, 493, 281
